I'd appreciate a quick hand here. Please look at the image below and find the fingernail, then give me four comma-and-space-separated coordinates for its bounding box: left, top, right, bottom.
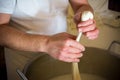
80, 53, 83, 57
82, 47, 85, 51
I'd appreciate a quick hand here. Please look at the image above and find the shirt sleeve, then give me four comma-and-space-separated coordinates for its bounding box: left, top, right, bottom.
0, 0, 16, 14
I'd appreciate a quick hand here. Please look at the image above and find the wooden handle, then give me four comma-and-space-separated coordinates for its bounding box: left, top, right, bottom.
72, 11, 93, 80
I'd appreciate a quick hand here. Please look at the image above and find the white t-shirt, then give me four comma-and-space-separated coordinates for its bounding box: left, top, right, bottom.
0, 0, 69, 35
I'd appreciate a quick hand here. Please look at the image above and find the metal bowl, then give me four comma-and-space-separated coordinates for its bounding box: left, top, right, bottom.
23, 47, 120, 80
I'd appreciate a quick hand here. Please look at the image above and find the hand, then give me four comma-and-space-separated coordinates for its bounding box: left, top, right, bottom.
74, 12, 99, 40
45, 32, 85, 62
77, 19, 99, 40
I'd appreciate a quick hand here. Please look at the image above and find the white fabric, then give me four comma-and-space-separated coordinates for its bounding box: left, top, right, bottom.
0, 0, 16, 14
11, 0, 69, 35
0, 0, 69, 35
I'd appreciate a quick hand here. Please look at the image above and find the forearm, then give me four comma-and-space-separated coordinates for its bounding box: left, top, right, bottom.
0, 24, 49, 52
69, 0, 94, 25
69, 0, 94, 15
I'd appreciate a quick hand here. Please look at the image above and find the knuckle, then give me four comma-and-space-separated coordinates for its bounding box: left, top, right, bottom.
61, 46, 66, 51
64, 39, 71, 46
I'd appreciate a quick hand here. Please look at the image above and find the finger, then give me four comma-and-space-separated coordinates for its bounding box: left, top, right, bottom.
88, 35, 98, 40
63, 46, 82, 53
60, 51, 83, 59
59, 56, 80, 63
85, 28, 99, 37
65, 39, 85, 51
78, 19, 94, 27
78, 23, 96, 32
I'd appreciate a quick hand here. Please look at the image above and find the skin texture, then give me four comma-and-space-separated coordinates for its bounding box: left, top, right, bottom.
69, 0, 99, 40
0, 0, 99, 62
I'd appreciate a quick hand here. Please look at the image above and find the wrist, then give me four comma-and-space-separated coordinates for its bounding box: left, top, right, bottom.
74, 5, 94, 23
28, 34, 50, 53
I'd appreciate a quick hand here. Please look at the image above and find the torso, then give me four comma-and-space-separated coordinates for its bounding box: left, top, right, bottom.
11, 0, 69, 35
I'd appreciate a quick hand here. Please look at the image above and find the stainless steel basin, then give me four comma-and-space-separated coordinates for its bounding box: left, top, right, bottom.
23, 47, 120, 80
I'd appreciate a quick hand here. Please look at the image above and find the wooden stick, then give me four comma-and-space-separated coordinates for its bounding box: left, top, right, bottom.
72, 11, 93, 80
72, 32, 82, 80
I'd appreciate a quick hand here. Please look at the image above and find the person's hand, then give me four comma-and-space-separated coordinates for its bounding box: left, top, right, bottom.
78, 19, 99, 40
74, 13, 99, 40
44, 32, 85, 63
